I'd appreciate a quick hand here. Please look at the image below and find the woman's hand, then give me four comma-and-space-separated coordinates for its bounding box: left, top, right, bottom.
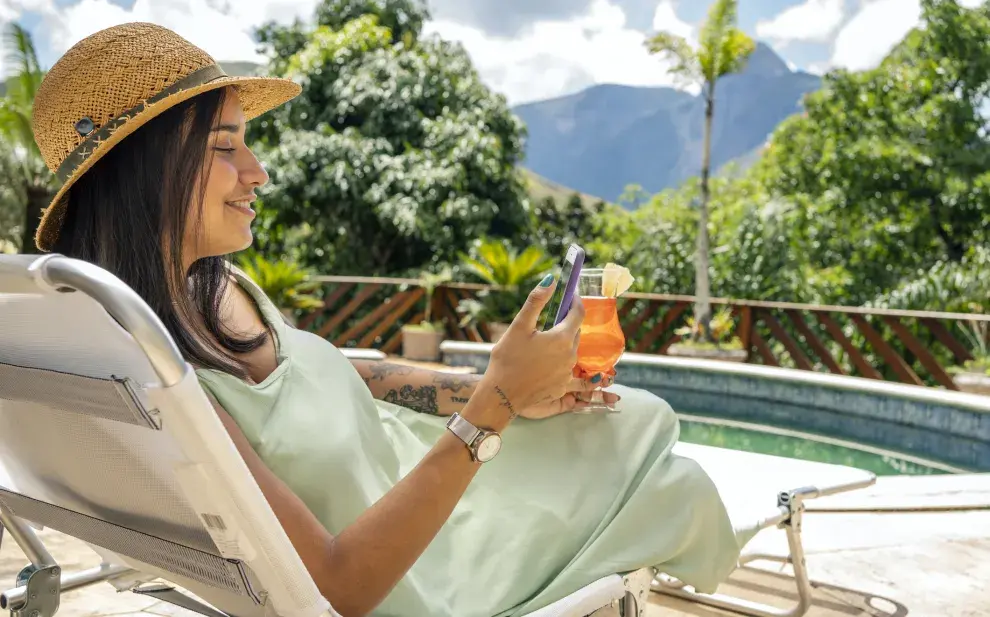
519, 374, 621, 420
467, 275, 585, 426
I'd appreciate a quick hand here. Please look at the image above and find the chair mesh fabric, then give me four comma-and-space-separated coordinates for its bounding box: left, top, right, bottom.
0, 489, 256, 599
0, 361, 158, 428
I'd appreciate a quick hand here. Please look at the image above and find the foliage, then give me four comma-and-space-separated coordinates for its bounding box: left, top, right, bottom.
645, 0, 755, 342
459, 239, 554, 287
456, 239, 553, 325
248, 3, 530, 275
0, 23, 55, 252
0, 140, 25, 252
675, 307, 742, 349
759, 0, 990, 305
414, 266, 452, 326
236, 251, 324, 311
950, 321, 990, 374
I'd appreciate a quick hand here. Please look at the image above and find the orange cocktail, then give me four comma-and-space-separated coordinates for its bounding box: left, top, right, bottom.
574, 269, 625, 412
576, 297, 625, 376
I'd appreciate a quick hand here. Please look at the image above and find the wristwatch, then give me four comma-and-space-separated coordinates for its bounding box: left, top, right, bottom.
446, 413, 502, 463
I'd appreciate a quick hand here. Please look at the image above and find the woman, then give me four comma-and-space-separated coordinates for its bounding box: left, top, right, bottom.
32, 23, 741, 617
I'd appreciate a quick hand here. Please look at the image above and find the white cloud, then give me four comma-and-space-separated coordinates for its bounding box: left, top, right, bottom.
425, 0, 691, 105
652, 0, 693, 41
37, 0, 317, 66
831, 0, 983, 72
756, 0, 845, 45
1, 0, 56, 76
831, 0, 919, 71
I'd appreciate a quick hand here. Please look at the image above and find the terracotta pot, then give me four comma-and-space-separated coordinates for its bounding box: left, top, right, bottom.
401, 327, 445, 362
667, 343, 748, 363
952, 371, 990, 395
488, 322, 511, 343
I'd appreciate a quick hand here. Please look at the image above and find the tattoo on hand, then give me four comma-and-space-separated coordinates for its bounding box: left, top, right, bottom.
493, 386, 517, 419
384, 385, 440, 415
433, 374, 476, 393
368, 363, 414, 382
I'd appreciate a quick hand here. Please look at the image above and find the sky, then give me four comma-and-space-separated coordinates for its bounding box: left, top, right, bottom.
0, 0, 982, 105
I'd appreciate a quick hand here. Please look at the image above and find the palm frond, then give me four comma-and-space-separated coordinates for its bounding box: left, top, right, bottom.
644, 32, 700, 82
699, 0, 737, 62
461, 256, 496, 284
697, 0, 755, 82
510, 246, 554, 284
717, 28, 756, 77
3, 23, 42, 102
0, 99, 35, 148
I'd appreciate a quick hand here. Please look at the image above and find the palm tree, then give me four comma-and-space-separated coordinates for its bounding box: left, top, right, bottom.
645, 0, 754, 342
0, 23, 54, 253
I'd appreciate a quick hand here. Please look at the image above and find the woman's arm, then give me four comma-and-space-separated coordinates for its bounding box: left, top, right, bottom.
211, 384, 507, 617
351, 359, 480, 416
210, 278, 583, 616
351, 359, 620, 419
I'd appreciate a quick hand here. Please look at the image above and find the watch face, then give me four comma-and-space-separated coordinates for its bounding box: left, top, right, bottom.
476, 434, 502, 463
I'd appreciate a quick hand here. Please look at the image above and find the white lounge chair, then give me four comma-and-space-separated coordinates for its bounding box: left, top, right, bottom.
0, 255, 875, 617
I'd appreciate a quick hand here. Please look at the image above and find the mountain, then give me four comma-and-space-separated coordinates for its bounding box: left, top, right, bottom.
512, 43, 822, 205
522, 168, 603, 209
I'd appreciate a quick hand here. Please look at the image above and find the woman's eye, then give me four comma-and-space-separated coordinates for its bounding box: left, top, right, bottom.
214, 147, 236, 153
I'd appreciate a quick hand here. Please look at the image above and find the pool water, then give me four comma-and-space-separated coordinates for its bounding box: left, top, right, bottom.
678, 416, 951, 476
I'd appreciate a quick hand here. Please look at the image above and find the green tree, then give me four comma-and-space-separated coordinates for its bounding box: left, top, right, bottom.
248, 3, 530, 275
529, 193, 607, 260
759, 0, 990, 305
0, 23, 54, 253
645, 0, 755, 342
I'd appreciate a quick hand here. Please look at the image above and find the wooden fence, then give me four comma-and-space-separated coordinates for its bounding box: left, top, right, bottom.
297, 276, 990, 390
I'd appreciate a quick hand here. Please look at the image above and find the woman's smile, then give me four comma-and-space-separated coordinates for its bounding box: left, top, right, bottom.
225, 197, 256, 218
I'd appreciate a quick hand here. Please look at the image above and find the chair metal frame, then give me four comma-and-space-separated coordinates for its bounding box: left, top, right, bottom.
652, 477, 875, 617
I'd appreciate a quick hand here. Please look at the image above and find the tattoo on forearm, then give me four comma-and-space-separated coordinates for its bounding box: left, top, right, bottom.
383, 385, 440, 415
493, 386, 517, 419
433, 374, 476, 393
368, 363, 414, 382
452, 396, 470, 404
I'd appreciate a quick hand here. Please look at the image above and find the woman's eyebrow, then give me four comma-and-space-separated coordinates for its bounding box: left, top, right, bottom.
211, 123, 240, 133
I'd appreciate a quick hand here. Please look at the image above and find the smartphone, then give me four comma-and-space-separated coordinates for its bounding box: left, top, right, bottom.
540, 244, 585, 331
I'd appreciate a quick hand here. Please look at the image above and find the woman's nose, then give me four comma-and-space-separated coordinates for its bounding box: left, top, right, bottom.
241, 151, 269, 188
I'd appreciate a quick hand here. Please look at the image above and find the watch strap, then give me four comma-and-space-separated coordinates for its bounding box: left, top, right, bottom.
446, 413, 482, 448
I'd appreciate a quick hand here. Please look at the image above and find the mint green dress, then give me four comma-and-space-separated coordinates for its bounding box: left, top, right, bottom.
197, 273, 743, 617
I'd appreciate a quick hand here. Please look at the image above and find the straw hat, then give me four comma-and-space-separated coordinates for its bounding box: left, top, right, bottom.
31, 22, 301, 252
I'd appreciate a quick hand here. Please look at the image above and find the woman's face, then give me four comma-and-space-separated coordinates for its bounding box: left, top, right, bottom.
184, 89, 268, 265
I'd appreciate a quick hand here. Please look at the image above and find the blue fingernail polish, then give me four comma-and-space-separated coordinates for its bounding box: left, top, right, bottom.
540, 274, 554, 287
591, 374, 602, 384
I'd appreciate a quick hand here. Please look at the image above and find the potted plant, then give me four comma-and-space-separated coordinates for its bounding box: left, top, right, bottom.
456, 288, 525, 343
667, 307, 747, 362
236, 252, 323, 326
949, 321, 990, 395
457, 239, 554, 342
401, 269, 452, 362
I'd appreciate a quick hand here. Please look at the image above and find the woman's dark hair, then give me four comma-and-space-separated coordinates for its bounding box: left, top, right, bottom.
53, 87, 266, 379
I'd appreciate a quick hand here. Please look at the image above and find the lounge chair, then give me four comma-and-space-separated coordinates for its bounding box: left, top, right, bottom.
0, 255, 875, 617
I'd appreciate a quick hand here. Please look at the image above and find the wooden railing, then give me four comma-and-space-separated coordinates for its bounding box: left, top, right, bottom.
297, 276, 990, 389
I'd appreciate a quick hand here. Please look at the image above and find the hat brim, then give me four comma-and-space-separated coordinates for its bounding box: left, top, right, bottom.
35, 75, 301, 252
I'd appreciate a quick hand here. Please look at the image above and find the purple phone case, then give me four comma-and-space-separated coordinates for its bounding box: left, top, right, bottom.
554, 247, 586, 326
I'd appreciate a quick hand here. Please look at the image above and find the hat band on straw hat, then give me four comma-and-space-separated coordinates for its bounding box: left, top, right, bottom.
55, 64, 228, 184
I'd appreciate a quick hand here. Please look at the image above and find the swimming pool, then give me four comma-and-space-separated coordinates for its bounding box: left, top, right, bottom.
678, 414, 959, 476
